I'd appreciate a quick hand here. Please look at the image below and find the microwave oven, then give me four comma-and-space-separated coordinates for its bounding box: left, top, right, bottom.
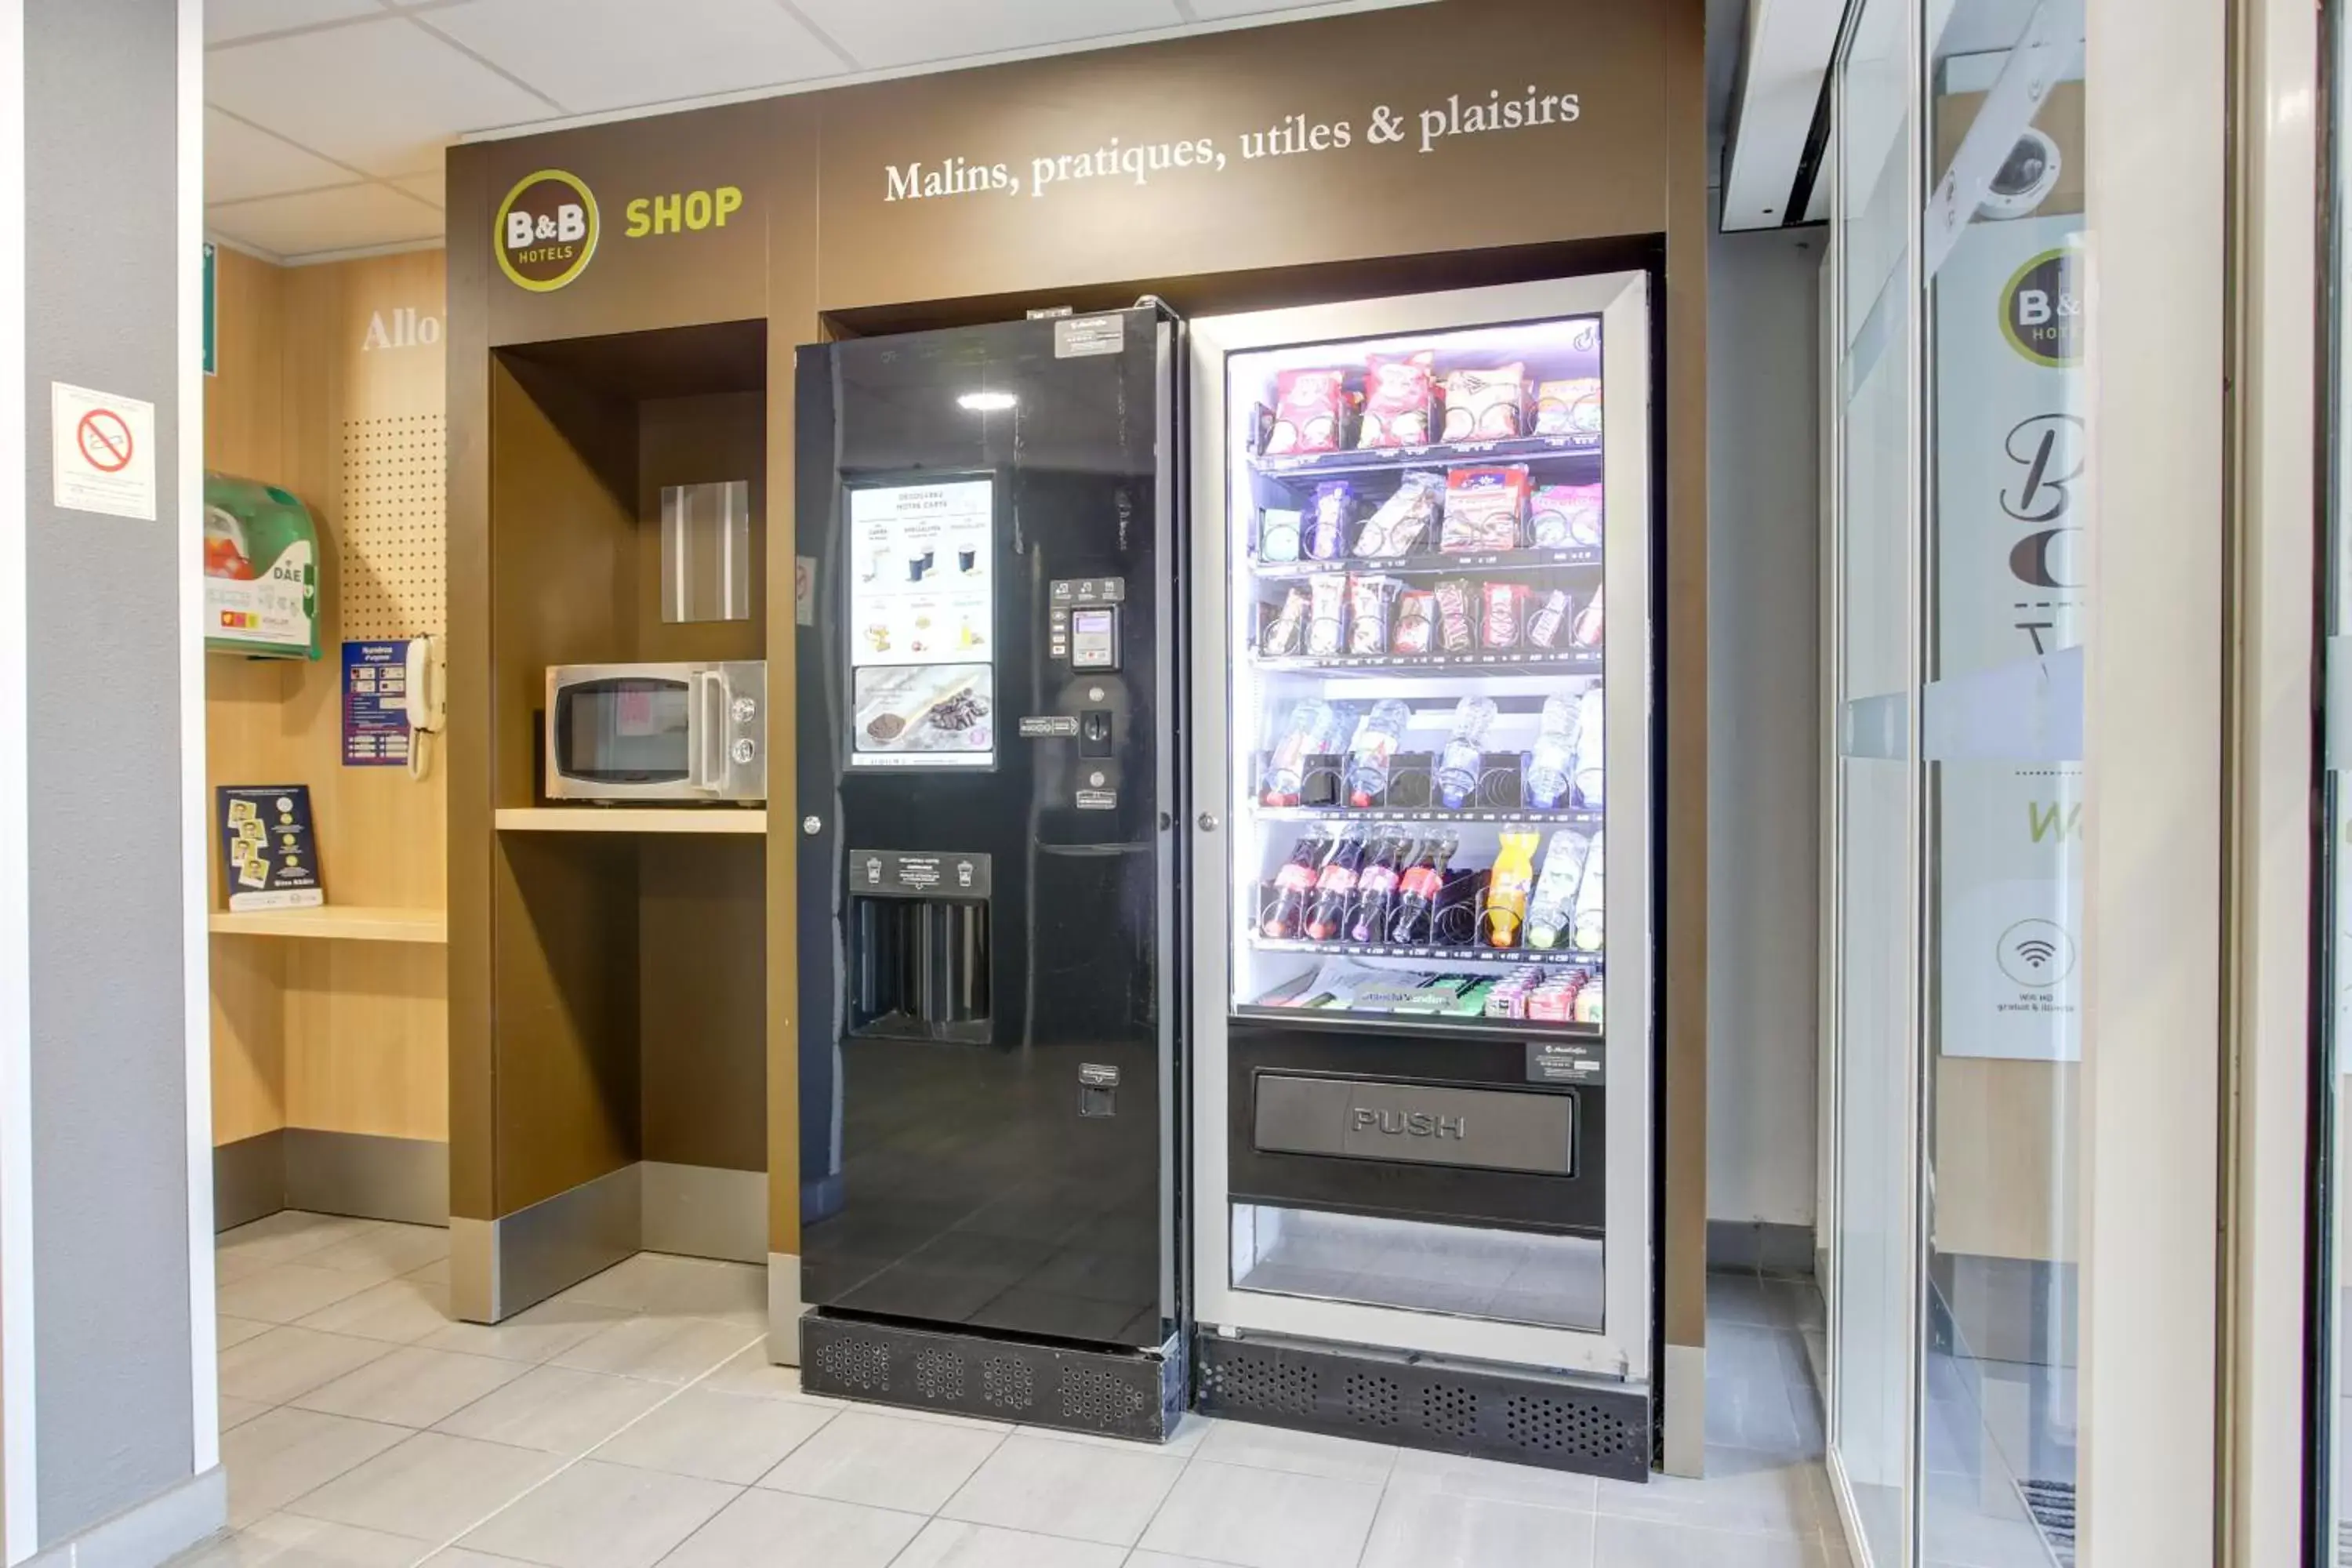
543, 661, 767, 803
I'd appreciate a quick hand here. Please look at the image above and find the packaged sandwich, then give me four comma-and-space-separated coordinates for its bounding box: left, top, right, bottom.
1266, 369, 1351, 456
1347, 575, 1403, 655
1528, 483, 1604, 548
1359, 352, 1440, 448
1392, 590, 1437, 655
1534, 376, 1603, 437
1432, 579, 1476, 654
1440, 364, 1528, 441
1306, 574, 1348, 656
1439, 464, 1534, 554
1306, 481, 1358, 561
1260, 586, 1310, 655
1352, 471, 1445, 557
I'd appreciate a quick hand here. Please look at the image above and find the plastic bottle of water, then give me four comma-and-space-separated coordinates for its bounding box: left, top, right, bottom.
1433, 696, 1497, 809
1522, 692, 1583, 810
1260, 699, 1336, 806
1525, 829, 1592, 949
1345, 699, 1414, 808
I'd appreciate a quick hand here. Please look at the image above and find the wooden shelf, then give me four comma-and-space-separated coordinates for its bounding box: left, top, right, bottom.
209, 905, 448, 944
495, 808, 769, 836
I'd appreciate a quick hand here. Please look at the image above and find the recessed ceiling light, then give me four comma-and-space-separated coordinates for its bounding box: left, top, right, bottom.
958, 391, 1018, 412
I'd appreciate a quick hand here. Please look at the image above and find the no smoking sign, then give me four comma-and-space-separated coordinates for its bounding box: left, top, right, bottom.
51, 382, 155, 521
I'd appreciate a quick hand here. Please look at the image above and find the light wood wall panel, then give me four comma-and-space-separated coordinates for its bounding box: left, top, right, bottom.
205, 246, 451, 1148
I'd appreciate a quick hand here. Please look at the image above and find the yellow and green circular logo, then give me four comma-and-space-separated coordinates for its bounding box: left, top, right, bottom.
495, 169, 598, 292
1999, 245, 2082, 368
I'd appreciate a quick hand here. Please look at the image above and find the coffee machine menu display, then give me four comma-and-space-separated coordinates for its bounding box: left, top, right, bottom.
847, 477, 995, 768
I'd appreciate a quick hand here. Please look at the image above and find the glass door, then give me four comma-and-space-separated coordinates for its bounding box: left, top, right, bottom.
1189, 274, 1656, 1381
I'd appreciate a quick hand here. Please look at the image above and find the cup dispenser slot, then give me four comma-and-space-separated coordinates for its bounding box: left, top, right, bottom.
848, 894, 993, 1043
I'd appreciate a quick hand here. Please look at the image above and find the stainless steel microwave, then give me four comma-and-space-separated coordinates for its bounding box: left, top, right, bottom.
544, 661, 767, 803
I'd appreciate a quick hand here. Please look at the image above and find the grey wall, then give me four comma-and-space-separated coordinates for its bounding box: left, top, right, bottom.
22, 0, 198, 1541
1705, 208, 1824, 1230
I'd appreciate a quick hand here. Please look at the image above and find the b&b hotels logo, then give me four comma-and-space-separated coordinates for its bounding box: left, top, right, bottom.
496, 169, 597, 292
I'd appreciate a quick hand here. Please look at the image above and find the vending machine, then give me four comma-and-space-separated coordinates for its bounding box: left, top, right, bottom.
793, 307, 1185, 1439
1185, 276, 1657, 1478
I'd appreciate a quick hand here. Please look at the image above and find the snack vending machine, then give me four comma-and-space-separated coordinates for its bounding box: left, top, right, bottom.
1187, 276, 1657, 1478
794, 307, 1185, 1439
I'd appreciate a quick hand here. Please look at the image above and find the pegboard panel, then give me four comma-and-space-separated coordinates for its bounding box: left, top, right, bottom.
338, 412, 446, 640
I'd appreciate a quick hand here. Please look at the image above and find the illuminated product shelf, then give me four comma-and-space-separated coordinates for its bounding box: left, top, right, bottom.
1253, 652, 1602, 676
1234, 1003, 1604, 1039
1249, 431, 1601, 480
495, 808, 769, 835
1254, 936, 1601, 967
1250, 546, 1602, 581
1253, 806, 1603, 829
209, 905, 448, 943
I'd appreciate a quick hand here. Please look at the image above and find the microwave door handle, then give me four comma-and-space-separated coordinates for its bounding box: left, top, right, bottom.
696, 670, 727, 795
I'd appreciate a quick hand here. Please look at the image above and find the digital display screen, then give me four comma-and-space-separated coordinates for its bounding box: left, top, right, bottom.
847, 477, 995, 768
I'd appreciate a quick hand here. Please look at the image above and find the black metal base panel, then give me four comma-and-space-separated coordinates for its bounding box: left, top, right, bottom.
1193, 1330, 1651, 1483
802, 1312, 1185, 1442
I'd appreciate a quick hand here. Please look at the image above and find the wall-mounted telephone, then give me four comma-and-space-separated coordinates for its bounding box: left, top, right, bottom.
401, 634, 445, 779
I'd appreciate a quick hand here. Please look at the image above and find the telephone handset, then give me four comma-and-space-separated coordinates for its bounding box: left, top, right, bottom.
401, 635, 445, 779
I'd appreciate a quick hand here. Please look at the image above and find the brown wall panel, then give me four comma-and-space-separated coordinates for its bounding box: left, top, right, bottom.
449, 147, 497, 1218
636, 387, 766, 668
640, 837, 767, 1171
1660, 0, 1709, 1364
809, 0, 1664, 312
481, 354, 646, 1213
493, 833, 641, 1209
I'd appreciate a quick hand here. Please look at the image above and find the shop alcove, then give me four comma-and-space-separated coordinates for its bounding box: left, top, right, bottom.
470, 318, 771, 1316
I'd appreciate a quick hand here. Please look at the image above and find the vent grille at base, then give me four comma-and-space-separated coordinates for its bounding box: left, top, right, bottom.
802, 1314, 1178, 1441
1194, 1332, 1649, 1482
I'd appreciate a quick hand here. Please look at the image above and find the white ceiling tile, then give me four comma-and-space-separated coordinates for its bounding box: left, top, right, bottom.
207, 183, 446, 259
205, 108, 354, 203
428, 0, 846, 114
206, 16, 555, 176
793, 0, 1183, 71
206, 0, 383, 45
394, 169, 447, 209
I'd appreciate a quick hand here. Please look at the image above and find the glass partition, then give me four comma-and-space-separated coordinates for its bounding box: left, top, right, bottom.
1825, 2, 2092, 1563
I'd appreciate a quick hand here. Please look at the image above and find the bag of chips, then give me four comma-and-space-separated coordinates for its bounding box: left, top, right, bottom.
1534, 377, 1603, 437
1440, 365, 1528, 442
1267, 370, 1351, 456
1439, 465, 1534, 554
1305, 481, 1358, 561
1306, 575, 1348, 655
1359, 353, 1439, 448
1528, 483, 1604, 548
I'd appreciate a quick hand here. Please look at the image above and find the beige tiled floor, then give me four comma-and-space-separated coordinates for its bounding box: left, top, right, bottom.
181, 1213, 1850, 1568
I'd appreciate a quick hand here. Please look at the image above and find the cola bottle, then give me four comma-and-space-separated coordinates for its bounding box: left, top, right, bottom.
1345, 828, 1417, 943
1387, 829, 1460, 945
1262, 824, 1338, 938
1304, 824, 1370, 941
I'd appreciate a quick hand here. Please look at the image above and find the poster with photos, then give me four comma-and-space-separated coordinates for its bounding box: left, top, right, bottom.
846, 477, 995, 768
216, 786, 323, 912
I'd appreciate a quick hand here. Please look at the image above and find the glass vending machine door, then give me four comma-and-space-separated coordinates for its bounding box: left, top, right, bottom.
1191, 276, 1654, 1385
1226, 318, 1611, 1029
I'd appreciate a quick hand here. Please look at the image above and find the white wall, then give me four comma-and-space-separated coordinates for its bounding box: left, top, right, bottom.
1706, 206, 1823, 1229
